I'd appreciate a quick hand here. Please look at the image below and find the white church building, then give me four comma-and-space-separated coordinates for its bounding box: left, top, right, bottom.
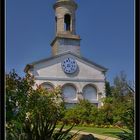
24, 0, 107, 107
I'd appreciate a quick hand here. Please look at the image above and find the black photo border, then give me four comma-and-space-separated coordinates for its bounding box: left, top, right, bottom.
0, 0, 5, 139
135, 0, 140, 139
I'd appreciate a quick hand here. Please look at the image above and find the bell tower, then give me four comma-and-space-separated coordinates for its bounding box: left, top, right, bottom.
51, 0, 81, 56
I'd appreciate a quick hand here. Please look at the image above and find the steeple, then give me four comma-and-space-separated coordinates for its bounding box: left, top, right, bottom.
53, 0, 77, 34
51, 0, 81, 56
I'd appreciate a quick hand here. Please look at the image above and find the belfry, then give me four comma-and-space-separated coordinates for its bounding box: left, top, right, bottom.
51, 0, 81, 56
25, 0, 107, 107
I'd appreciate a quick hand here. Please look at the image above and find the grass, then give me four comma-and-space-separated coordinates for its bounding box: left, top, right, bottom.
57, 125, 130, 138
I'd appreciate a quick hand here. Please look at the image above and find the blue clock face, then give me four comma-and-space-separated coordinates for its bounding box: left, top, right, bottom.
61, 58, 77, 74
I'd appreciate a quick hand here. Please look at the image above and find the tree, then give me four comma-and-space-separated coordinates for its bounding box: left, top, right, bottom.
6, 69, 35, 139
112, 71, 129, 98
105, 81, 112, 97
107, 71, 135, 139
116, 87, 134, 140
111, 71, 134, 121
6, 70, 76, 140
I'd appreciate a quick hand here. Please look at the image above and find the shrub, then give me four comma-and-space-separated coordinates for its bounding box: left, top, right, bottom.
6, 70, 76, 140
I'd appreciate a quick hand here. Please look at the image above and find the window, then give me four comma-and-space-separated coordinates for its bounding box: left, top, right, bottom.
55, 16, 57, 31
83, 85, 97, 101
64, 14, 71, 31
41, 82, 54, 90
62, 84, 76, 100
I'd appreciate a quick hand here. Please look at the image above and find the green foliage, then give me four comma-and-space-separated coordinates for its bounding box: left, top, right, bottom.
112, 71, 129, 98
105, 81, 112, 97
6, 70, 75, 140
116, 99, 134, 140
63, 71, 134, 131
6, 70, 134, 139
100, 104, 114, 125
6, 70, 35, 139
64, 100, 97, 125
117, 129, 134, 140
105, 71, 134, 139
93, 109, 105, 126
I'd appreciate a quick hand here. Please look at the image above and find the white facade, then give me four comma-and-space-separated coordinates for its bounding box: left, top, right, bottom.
25, 52, 107, 107
24, 0, 107, 107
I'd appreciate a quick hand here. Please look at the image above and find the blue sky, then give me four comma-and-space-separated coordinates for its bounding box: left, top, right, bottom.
6, 0, 134, 85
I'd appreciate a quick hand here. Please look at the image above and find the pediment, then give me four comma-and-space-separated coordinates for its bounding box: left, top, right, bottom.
24, 52, 107, 80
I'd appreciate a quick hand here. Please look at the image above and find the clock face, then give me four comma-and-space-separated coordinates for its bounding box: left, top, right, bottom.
61, 58, 77, 74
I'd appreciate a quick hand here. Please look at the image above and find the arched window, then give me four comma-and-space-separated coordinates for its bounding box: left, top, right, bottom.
41, 82, 54, 90
62, 84, 76, 100
64, 14, 71, 31
83, 85, 97, 101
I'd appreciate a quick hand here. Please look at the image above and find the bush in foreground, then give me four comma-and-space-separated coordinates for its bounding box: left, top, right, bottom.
6, 70, 76, 140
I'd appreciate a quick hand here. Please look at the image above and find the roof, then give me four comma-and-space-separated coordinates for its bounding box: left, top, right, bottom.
53, 0, 77, 9
24, 51, 108, 73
